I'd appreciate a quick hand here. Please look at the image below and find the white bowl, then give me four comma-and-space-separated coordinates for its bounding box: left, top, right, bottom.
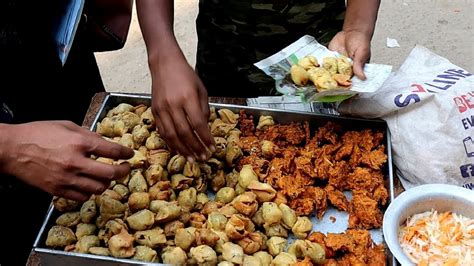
383, 184, 474, 265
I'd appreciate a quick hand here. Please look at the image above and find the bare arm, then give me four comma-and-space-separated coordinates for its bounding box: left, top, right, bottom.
329, 0, 381, 79
135, 0, 177, 65
136, 0, 214, 163
344, 0, 380, 38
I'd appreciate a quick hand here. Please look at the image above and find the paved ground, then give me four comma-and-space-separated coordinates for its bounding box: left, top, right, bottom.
95, 0, 474, 93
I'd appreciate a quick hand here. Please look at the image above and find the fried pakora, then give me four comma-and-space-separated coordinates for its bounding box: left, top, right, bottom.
347, 167, 382, 193
309, 230, 386, 265
324, 185, 349, 212
325, 233, 355, 253
289, 186, 327, 218
348, 191, 383, 230
293, 257, 314, 266
295, 156, 317, 178
239, 136, 261, 155
360, 145, 387, 170
373, 184, 389, 206
259, 123, 306, 147
366, 244, 386, 266
315, 122, 341, 145
236, 113, 387, 227
238, 110, 255, 137
277, 171, 313, 199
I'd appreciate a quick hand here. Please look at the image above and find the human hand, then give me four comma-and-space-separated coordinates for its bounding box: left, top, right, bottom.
150, 53, 214, 163
0, 121, 134, 201
328, 30, 371, 80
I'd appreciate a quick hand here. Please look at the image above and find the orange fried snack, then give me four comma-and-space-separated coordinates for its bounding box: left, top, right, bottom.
324, 185, 349, 212
266, 157, 286, 188
321, 259, 338, 266
335, 131, 359, 161
314, 154, 334, 181
360, 145, 387, 170
315, 122, 341, 145
289, 186, 327, 218
359, 129, 384, 151
239, 135, 261, 155
295, 155, 317, 178
367, 244, 386, 266
276, 170, 313, 198
325, 233, 355, 253
327, 161, 351, 190
288, 197, 314, 217
346, 167, 383, 193
307, 232, 336, 259
346, 229, 373, 262
311, 230, 386, 266
259, 123, 307, 147
337, 253, 366, 266
349, 143, 363, 169
348, 191, 383, 230
238, 110, 255, 136
373, 184, 389, 206
293, 257, 314, 266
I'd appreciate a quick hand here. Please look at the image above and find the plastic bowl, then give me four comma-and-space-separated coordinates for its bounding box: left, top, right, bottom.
383, 184, 474, 265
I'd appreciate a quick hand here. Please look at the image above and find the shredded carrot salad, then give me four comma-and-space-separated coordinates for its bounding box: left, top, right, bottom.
398, 210, 474, 266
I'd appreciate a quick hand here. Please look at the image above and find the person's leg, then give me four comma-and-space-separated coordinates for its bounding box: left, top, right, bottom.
0, 174, 51, 266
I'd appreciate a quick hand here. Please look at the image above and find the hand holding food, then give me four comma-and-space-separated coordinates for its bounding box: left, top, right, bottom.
328, 30, 371, 80
150, 53, 214, 163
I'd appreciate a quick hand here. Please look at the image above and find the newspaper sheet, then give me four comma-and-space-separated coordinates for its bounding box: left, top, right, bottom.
254, 35, 392, 102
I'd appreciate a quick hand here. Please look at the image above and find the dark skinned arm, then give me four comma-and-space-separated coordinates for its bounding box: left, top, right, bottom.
329, 0, 381, 79
0, 121, 133, 201
136, 0, 214, 163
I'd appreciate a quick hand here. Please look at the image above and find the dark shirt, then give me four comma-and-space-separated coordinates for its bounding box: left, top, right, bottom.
0, 0, 104, 124
195, 0, 346, 97
0, 1, 104, 265
0, 100, 13, 123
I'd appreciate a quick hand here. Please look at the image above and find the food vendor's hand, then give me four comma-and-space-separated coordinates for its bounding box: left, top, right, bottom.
328, 30, 371, 80
150, 52, 214, 163
0, 121, 133, 201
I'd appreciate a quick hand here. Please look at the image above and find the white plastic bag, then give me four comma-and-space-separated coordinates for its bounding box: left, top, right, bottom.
339, 46, 474, 190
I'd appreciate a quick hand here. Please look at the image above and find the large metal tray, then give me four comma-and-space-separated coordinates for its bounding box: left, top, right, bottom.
29, 93, 396, 265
